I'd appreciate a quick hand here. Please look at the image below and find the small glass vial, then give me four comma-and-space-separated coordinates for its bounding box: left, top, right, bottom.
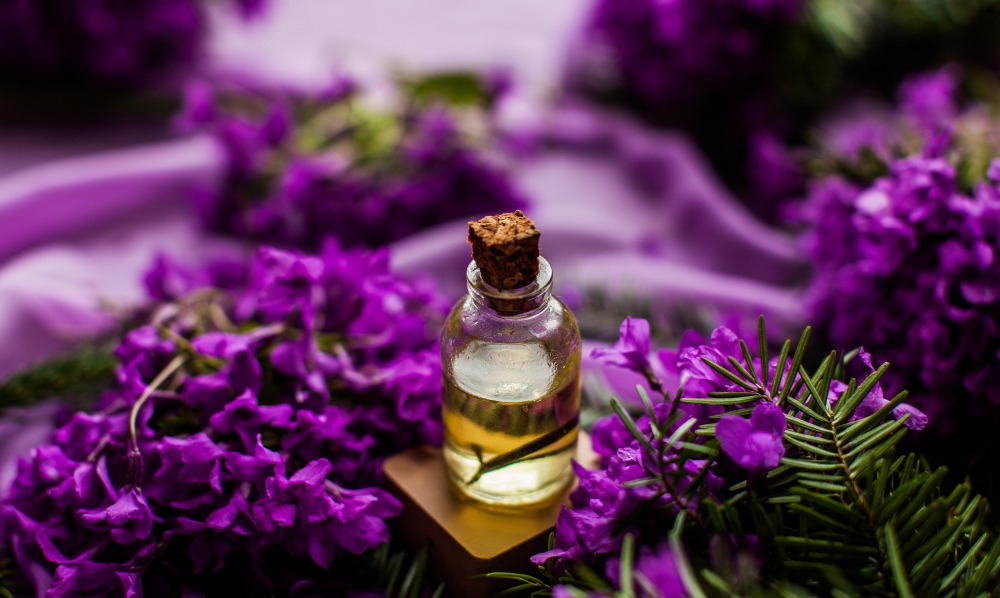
441, 253, 582, 507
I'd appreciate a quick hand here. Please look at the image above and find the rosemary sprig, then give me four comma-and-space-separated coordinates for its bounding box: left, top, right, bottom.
466, 418, 578, 486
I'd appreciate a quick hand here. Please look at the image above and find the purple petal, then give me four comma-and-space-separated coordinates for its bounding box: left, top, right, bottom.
749, 402, 786, 436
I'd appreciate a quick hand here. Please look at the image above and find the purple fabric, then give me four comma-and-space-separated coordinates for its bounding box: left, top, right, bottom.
0, 136, 235, 378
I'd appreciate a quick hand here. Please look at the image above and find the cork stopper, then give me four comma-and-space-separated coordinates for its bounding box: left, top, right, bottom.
468, 210, 541, 290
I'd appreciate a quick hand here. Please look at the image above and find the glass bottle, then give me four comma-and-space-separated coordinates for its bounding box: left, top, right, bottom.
441, 257, 582, 506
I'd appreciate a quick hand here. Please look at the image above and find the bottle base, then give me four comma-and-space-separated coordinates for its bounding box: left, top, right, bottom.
443, 442, 576, 508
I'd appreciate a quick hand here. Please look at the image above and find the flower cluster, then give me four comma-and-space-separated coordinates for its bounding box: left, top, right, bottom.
2, 241, 447, 596
0, 0, 263, 88
181, 77, 526, 252
804, 68, 1000, 432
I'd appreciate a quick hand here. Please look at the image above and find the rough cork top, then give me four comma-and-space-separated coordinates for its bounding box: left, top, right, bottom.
468, 210, 541, 290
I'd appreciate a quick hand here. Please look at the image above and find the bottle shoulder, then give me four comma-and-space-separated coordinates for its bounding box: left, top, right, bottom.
441, 294, 581, 346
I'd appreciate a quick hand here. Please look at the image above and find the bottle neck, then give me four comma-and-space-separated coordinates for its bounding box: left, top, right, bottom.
467, 257, 552, 316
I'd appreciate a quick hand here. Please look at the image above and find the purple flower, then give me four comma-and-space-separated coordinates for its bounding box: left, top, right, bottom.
716, 402, 786, 473
79, 487, 154, 545
898, 67, 959, 136
209, 390, 294, 452
590, 317, 654, 375
576, 0, 800, 110
657, 327, 754, 425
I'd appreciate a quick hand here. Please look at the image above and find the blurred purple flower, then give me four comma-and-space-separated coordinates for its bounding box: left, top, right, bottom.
185, 80, 526, 252
606, 542, 687, 598
569, 0, 805, 218
709, 534, 763, 593
0, 0, 265, 88
898, 67, 959, 136
576, 0, 800, 110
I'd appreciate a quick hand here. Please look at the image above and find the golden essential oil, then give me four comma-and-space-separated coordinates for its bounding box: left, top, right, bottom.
442, 340, 581, 506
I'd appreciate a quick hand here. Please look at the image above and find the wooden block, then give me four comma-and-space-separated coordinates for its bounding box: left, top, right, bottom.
382, 433, 599, 598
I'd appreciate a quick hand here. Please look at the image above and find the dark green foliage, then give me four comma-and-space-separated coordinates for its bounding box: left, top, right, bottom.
0, 344, 116, 414
368, 542, 444, 598
0, 547, 12, 598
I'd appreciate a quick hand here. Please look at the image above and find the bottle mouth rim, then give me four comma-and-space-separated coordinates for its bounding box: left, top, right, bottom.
466, 257, 552, 301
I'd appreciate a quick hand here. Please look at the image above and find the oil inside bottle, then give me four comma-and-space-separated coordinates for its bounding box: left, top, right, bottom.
442, 340, 580, 506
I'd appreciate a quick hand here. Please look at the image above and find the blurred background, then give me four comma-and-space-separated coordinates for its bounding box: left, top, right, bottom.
2, 0, 1000, 594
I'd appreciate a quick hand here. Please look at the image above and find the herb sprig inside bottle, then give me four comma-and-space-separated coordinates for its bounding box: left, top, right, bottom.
440, 211, 582, 506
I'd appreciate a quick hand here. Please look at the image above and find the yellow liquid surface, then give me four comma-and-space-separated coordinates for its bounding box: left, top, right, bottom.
443, 341, 581, 506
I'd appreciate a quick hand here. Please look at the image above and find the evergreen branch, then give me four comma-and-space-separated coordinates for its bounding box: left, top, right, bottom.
499, 318, 1000, 598
699, 319, 1000, 596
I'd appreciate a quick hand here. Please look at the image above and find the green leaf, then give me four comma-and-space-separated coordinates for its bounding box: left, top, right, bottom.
784, 430, 835, 445
670, 526, 708, 598
770, 339, 792, 399
635, 385, 660, 439
779, 457, 843, 472
700, 358, 757, 391
729, 352, 758, 386
665, 417, 697, 450
758, 315, 769, 390
684, 395, 756, 405
837, 390, 909, 444
884, 525, 915, 598
619, 534, 635, 596
611, 398, 655, 455
784, 394, 829, 424
778, 327, 811, 405
775, 537, 878, 555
